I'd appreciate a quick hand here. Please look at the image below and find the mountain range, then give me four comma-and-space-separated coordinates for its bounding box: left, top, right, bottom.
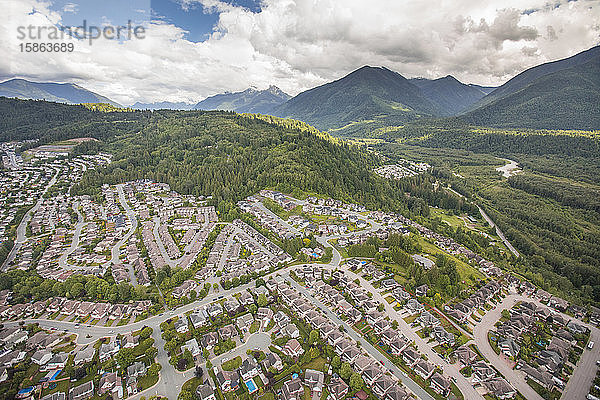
193, 86, 290, 114
462, 45, 600, 130
1, 45, 598, 133
0, 79, 121, 107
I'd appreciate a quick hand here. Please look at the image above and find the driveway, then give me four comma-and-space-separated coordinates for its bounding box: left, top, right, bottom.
286, 275, 437, 400
474, 293, 600, 400
335, 266, 484, 400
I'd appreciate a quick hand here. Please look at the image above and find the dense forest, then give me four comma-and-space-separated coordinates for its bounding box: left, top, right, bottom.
70, 109, 467, 217
380, 118, 600, 158
377, 139, 600, 305
0, 97, 149, 144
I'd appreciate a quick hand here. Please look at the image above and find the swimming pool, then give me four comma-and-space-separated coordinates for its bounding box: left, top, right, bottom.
245, 379, 258, 394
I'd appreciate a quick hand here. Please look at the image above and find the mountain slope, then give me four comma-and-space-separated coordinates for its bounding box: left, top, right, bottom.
273, 66, 441, 132
193, 86, 290, 114
463, 56, 600, 130
409, 75, 493, 115
471, 45, 600, 109
0, 79, 120, 107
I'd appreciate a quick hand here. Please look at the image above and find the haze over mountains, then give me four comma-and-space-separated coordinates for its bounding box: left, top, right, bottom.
1, 45, 598, 133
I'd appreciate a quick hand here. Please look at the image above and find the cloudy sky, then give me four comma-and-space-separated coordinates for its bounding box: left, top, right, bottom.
2, 0, 599, 105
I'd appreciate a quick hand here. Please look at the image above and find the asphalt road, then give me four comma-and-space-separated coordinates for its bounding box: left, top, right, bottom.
477, 206, 520, 258
474, 293, 600, 400
58, 201, 85, 269
286, 275, 435, 400
1, 167, 59, 271
335, 265, 484, 400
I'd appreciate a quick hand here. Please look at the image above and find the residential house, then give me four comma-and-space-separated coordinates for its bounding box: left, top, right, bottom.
32, 350, 52, 366
70, 381, 94, 400
328, 376, 349, 400
385, 385, 408, 400
414, 359, 435, 380
482, 378, 516, 400
498, 338, 520, 359
215, 368, 240, 392
218, 324, 238, 340
121, 333, 138, 349
373, 375, 396, 398
99, 342, 119, 363
304, 369, 325, 397
362, 364, 383, 386
45, 353, 69, 370
430, 372, 450, 397
454, 345, 477, 367
415, 284, 429, 297
236, 313, 254, 334
174, 318, 189, 334
239, 357, 259, 381
201, 332, 219, 350
401, 347, 420, 366
283, 339, 304, 358
281, 377, 303, 400
127, 362, 147, 378
99, 372, 123, 398
182, 338, 201, 357
261, 352, 283, 372
341, 345, 361, 364
472, 361, 496, 383
195, 384, 216, 400
521, 363, 554, 391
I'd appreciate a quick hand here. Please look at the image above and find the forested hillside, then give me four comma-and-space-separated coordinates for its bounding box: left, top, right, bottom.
273, 66, 440, 133
462, 57, 600, 130
376, 140, 600, 305
67, 110, 471, 218
0, 97, 148, 143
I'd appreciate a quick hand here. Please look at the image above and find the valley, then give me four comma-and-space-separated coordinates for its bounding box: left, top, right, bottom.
0, 36, 598, 400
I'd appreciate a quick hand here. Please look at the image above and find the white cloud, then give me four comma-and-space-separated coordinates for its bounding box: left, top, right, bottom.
1, 0, 599, 105
62, 2, 78, 14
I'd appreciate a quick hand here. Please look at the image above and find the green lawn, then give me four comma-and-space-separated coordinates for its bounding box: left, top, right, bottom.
302, 356, 327, 372
222, 356, 242, 371
138, 373, 159, 391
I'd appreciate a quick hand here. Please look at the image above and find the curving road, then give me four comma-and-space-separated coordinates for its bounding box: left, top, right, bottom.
58, 201, 85, 269
473, 293, 600, 400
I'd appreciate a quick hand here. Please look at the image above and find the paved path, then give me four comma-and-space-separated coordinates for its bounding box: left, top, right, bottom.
477, 206, 520, 258
211, 331, 271, 365
1, 167, 59, 271
104, 184, 139, 283
153, 216, 178, 268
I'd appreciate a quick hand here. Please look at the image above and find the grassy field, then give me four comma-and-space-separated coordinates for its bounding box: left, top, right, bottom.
414, 235, 484, 286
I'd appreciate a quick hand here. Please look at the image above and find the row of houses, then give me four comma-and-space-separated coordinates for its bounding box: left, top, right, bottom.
445, 280, 502, 324
238, 199, 300, 240
276, 281, 414, 400
0, 298, 152, 321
